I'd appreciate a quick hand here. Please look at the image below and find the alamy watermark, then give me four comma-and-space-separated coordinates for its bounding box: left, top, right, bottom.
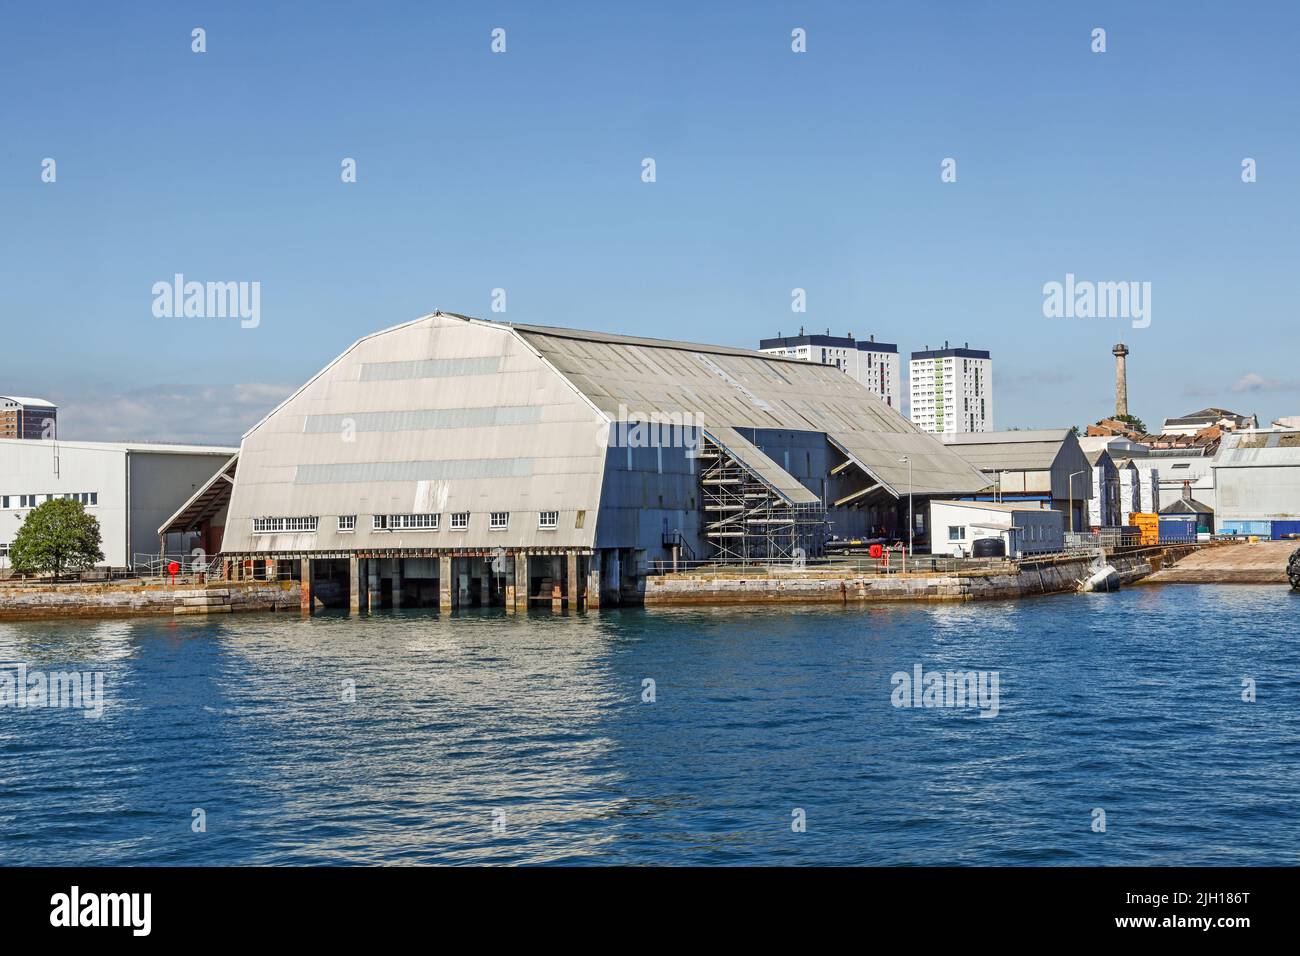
1042, 273, 1150, 329
152, 273, 261, 328
1, 663, 105, 719
601, 403, 704, 456
890, 663, 999, 718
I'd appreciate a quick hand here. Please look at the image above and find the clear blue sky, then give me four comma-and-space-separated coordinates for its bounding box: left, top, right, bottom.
3, 1, 1297, 443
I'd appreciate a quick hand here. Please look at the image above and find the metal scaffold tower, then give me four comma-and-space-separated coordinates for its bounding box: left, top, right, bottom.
698, 434, 827, 564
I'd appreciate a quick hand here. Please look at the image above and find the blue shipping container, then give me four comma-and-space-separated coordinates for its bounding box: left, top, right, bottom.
1271, 520, 1300, 540
1158, 516, 1197, 542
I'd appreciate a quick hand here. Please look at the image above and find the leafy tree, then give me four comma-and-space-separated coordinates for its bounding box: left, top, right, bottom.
1113, 414, 1147, 434
10, 499, 104, 580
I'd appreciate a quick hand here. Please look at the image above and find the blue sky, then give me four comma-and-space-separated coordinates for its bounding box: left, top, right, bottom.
2, 1, 1297, 443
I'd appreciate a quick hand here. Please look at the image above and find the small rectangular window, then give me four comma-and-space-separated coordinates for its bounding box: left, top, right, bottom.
450, 512, 469, 530
490, 512, 509, 531
337, 515, 356, 532
373, 514, 388, 531
948, 525, 965, 541
538, 511, 558, 530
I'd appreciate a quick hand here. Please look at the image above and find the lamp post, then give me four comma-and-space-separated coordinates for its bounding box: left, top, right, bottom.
899, 456, 913, 562
1068, 470, 1087, 534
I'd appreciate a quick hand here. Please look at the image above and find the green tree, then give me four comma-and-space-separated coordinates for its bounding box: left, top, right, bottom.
10, 499, 104, 580
1113, 413, 1147, 434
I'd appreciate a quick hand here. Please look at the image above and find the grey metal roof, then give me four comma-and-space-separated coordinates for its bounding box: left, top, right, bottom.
510, 319, 989, 498
1214, 429, 1300, 466
941, 430, 1074, 472
704, 426, 820, 505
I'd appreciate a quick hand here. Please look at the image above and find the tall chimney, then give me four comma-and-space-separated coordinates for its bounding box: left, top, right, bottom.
1112, 343, 1130, 418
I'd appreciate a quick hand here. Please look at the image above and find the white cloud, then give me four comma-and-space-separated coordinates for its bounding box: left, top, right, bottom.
53, 383, 295, 445
1231, 372, 1300, 394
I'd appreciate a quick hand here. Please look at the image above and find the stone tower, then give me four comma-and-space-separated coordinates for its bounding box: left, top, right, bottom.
1112, 343, 1129, 418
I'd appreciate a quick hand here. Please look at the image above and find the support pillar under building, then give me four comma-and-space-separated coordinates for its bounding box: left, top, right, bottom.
586, 553, 601, 610
391, 558, 403, 609
300, 558, 314, 615
514, 553, 529, 611
567, 552, 580, 610
439, 556, 452, 612
349, 557, 361, 613
368, 561, 381, 609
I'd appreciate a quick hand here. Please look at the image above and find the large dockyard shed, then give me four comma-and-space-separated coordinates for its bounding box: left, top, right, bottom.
165, 312, 990, 610
1212, 429, 1300, 538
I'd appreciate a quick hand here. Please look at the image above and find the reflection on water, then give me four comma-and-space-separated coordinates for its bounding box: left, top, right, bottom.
2, 586, 1298, 865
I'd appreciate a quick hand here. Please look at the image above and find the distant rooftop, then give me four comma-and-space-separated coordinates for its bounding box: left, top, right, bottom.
759, 332, 898, 353
932, 499, 1047, 513
0, 395, 57, 408
911, 345, 990, 360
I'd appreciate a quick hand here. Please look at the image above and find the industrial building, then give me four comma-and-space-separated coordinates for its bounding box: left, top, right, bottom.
758, 330, 901, 408
940, 429, 1093, 531
1162, 407, 1258, 436
1212, 429, 1300, 538
165, 312, 992, 610
0, 395, 57, 440
1, 438, 237, 569
909, 343, 992, 434
1083, 446, 1121, 529
928, 500, 1065, 558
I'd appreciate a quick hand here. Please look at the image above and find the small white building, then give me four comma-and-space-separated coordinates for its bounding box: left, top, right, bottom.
929, 500, 1065, 558
1, 438, 237, 569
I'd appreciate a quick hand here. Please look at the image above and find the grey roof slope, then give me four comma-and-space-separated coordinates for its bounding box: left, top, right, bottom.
941, 430, 1074, 472
508, 319, 990, 497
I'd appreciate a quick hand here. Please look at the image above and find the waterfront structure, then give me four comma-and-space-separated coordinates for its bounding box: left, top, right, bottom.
166, 312, 990, 609
0, 438, 237, 569
1161, 407, 1258, 436
0, 396, 57, 440
1112, 343, 1130, 418
940, 429, 1093, 531
1212, 429, 1300, 537
758, 330, 901, 408
909, 343, 991, 434
928, 500, 1064, 558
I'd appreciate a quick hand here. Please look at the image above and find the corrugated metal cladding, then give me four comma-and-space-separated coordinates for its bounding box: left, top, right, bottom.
222, 315, 609, 554
512, 322, 988, 497
302, 405, 540, 434
217, 312, 990, 557
704, 426, 820, 505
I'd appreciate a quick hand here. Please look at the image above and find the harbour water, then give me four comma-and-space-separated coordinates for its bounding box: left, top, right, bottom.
2, 584, 1297, 866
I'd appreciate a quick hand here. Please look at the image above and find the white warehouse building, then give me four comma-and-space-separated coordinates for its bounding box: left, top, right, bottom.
0, 438, 237, 570
169, 312, 991, 612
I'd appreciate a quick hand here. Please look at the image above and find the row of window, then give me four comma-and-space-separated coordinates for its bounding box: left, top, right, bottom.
251, 516, 320, 534
252, 511, 561, 535
1, 492, 98, 509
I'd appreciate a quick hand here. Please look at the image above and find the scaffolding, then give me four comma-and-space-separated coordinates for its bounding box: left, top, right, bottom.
698, 434, 827, 563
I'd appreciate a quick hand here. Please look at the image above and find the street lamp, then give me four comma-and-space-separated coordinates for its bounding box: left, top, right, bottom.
899, 456, 913, 560
1068, 470, 1087, 534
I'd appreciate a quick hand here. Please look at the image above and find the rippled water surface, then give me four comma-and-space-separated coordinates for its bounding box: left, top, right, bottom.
2, 585, 1298, 865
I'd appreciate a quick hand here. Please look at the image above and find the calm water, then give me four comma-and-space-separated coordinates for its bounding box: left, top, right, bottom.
2, 585, 1298, 866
